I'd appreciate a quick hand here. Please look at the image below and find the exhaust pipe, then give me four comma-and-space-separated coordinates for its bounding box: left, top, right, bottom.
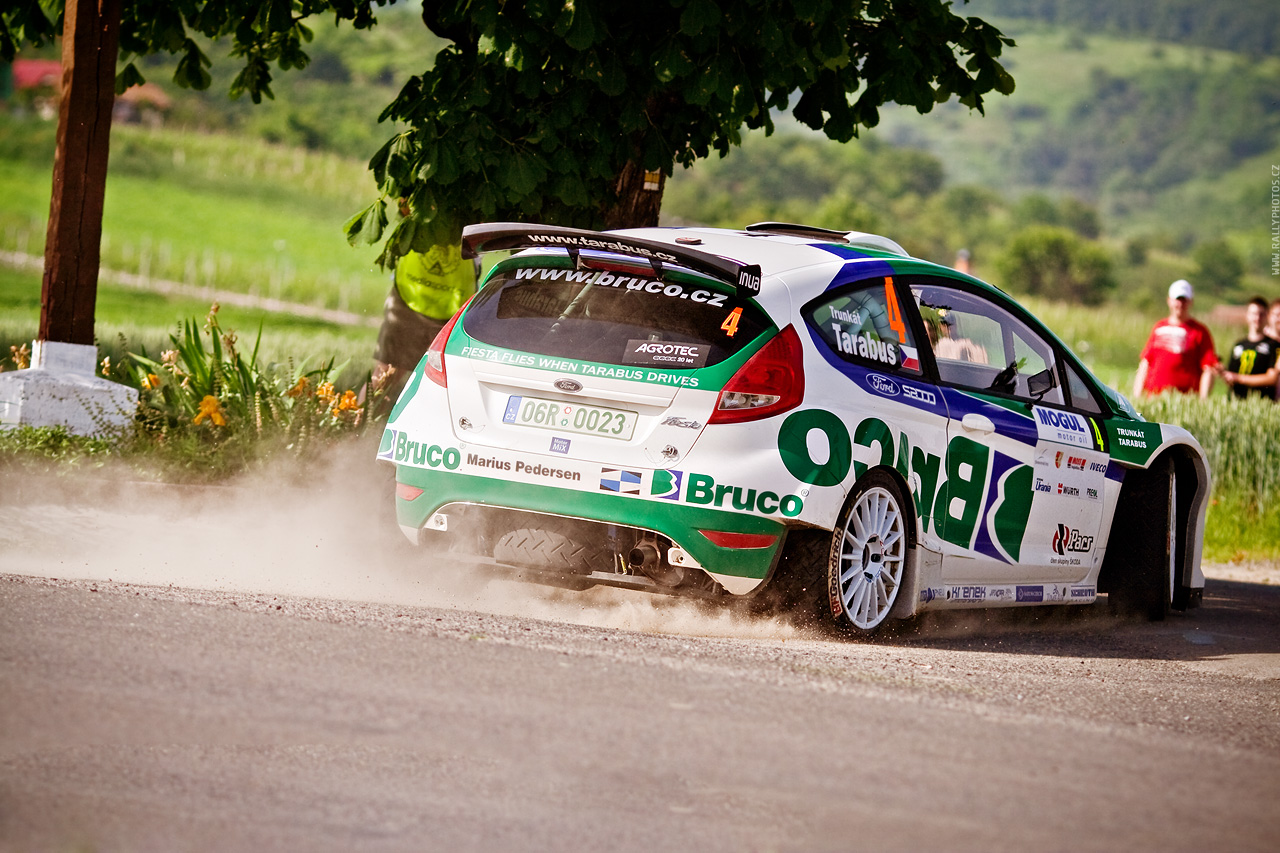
628, 538, 683, 587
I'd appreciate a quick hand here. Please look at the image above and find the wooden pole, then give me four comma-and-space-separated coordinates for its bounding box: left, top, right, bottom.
38, 0, 121, 345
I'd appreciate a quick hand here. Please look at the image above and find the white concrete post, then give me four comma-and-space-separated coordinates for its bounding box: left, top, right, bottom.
0, 340, 137, 436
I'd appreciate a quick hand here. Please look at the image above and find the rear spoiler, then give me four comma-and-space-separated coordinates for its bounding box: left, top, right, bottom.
461, 222, 762, 299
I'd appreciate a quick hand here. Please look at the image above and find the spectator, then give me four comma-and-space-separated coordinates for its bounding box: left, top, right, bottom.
1220, 296, 1279, 401
373, 245, 477, 400
1133, 279, 1218, 399
1266, 297, 1280, 341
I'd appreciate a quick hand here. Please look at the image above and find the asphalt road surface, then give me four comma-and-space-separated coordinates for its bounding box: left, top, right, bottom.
2, 466, 1278, 852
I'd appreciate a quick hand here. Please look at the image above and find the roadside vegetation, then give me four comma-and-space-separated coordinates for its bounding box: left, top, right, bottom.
2, 5, 1276, 561
1, 305, 386, 483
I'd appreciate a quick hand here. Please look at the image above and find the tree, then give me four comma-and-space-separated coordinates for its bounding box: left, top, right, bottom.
346, 0, 1015, 265
1192, 238, 1244, 295
3, 0, 1015, 346
997, 225, 1116, 305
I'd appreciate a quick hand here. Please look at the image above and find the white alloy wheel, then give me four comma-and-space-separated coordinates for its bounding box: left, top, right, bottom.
832, 477, 907, 631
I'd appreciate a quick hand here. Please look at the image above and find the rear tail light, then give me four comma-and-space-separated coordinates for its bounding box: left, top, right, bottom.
396, 483, 424, 501
424, 298, 472, 387
699, 530, 779, 549
708, 325, 805, 424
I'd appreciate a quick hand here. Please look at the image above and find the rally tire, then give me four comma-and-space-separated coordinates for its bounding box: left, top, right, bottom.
770, 470, 912, 636
493, 523, 615, 575
1108, 455, 1175, 621
827, 471, 911, 634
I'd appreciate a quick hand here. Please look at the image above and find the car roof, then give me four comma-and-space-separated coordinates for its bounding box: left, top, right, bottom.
611, 225, 896, 279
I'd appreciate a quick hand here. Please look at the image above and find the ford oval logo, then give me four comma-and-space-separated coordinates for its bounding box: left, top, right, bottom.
866, 374, 900, 397
554, 378, 583, 393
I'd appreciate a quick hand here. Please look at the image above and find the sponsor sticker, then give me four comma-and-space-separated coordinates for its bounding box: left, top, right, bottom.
549, 437, 571, 454
1016, 585, 1044, 603
623, 339, 710, 368
1033, 406, 1093, 449
650, 469, 683, 500
511, 267, 730, 307
949, 585, 987, 603
1052, 523, 1094, 555
600, 468, 642, 494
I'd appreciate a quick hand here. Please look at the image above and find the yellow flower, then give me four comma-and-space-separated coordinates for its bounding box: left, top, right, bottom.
316, 382, 337, 407
193, 395, 226, 426
140, 373, 161, 390
286, 376, 310, 398
335, 389, 359, 412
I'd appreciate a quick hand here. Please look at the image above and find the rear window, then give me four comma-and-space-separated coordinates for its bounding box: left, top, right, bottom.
462, 263, 772, 368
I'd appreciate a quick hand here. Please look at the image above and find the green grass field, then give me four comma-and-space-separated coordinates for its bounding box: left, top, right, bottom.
0, 122, 388, 315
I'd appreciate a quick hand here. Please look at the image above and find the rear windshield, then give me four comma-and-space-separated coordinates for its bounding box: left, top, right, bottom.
461, 264, 772, 368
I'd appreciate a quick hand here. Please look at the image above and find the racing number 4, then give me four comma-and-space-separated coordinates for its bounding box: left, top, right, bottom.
884, 278, 907, 343
721, 307, 743, 338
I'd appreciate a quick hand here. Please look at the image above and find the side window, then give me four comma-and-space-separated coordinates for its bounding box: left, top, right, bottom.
912, 282, 1066, 406
804, 277, 922, 375
1064, 361, 1104, 414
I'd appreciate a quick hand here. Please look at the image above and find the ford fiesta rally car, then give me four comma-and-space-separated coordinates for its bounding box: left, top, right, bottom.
378, 222, 1209, 635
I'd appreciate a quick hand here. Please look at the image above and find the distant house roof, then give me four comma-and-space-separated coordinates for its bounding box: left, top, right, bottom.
12, 59, 62, 90
116, 82, 171, 109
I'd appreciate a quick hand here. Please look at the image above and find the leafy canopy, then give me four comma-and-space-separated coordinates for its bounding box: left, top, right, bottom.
348, 0, 1015, 265
0, 0, 390, 102
2, 1, 1014, 268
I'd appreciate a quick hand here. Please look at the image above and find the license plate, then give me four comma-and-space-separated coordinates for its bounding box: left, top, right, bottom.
502, 395, 637, 441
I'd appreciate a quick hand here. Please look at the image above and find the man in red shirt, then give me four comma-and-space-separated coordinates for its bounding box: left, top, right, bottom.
1133, 280, 1218, 399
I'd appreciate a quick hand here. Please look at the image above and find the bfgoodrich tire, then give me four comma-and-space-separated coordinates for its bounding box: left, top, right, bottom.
770, 470, 913, 636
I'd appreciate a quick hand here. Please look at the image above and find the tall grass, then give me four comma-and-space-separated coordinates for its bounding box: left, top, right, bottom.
1138, 394, 1280, 562
1138, 394, 1280, 510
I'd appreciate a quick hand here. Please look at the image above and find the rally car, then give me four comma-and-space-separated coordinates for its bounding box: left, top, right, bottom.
378, 222, 1209, 634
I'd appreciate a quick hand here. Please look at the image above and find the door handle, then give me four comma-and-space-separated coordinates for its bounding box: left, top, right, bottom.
960, 413, 995, 435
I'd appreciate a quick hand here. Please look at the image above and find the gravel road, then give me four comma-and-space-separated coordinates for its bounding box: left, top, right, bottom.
2, 462, 1278, 852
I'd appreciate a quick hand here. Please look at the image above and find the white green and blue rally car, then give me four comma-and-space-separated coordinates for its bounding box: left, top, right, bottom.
378, 222, 1209, 634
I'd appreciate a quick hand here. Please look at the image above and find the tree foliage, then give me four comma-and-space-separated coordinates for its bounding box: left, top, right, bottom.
996, 225, 1115, 305
3, 1, 1015, 270
345, 0, 1015, 265
1, 1, 393, 102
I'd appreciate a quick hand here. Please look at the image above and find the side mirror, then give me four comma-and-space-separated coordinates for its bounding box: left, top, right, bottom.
1028, 366, 1058, 399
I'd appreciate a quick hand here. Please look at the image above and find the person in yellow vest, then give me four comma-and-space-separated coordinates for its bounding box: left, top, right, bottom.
373, 244, 477, 397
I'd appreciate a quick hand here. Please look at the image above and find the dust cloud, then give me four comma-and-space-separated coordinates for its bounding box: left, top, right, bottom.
0, 441, 805, 641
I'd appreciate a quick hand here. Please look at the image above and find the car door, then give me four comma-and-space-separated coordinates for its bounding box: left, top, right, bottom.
801, 275, 951, 543
909, 279, 1112, 583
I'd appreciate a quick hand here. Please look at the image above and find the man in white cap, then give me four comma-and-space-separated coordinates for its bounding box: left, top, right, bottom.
1133, 279, 1218, 399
